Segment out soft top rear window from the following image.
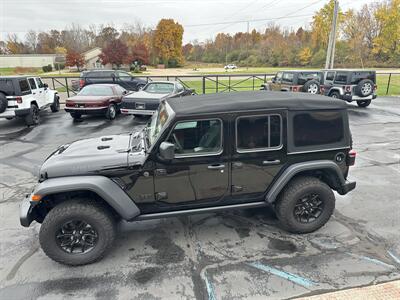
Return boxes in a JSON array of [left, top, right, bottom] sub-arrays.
[[350, 71, 376, 84], [85, 71, 114, 78], [288, 110, 349, 153], [0, 79, 16, 96]]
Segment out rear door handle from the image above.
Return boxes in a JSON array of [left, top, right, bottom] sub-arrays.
[[262, 159, 280, 165], [208, 164, 225, 170]]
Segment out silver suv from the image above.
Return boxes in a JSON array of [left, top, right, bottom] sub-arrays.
[[321, 70, 377, 107]]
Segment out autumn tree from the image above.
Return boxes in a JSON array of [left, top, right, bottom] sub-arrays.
[[65, 50, 85, 71], [153, 19, 184, 67], [311, 0, 344, 50], [129, 43, 150, 65], [372, 0, 400, 62], [298, 47, 312, 65], [99, 39, 129, 68]]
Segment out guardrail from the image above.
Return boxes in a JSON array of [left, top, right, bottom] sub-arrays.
[[42, 72, 400, 99]]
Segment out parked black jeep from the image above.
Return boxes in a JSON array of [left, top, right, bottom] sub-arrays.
[[261, 70, 322, 94], [20, 91, 356, 265], [74, 69, 147, 92], [321, 69, 377, 107]]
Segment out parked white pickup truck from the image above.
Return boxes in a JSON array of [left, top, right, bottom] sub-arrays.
[[0, 76, 60, 126]]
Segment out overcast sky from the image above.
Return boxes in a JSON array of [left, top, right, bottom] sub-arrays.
[[0, 0, 377, 43]]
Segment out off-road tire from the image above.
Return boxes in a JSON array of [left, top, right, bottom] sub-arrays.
[[25, 104, 40, 126], [330, 91, 340, 99], [0, 92, 7, 113], [70, 112, 81, 120], [355, 79, 374, 97], [106, 103, 117, 120], [50, 95, 60, 112], [302, 80, 320, 94], [275, 176, 335, 233], [357, 99, 371, 108], [39, 200, 116, 266]]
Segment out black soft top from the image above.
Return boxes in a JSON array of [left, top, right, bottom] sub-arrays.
[[167, 91, 347, 116]]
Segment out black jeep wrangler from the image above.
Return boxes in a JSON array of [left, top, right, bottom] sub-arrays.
[[261, 70, 322, 94], [20, 91, 356, 265], [321, 69, 377, 107]]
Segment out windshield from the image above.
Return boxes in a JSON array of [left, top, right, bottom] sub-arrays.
[[146, 102, 172, 148], [78, 85, 114, 96], [144, 83, 174, 94]]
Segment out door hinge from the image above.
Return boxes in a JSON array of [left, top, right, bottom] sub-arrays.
[[155, 169, 167, 176], [155, 192, 168, 201]]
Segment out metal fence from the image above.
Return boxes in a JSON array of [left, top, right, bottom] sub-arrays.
[[42, 72, 400, 100]]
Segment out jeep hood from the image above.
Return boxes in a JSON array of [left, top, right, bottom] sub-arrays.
[[39, 132, 146, 179]]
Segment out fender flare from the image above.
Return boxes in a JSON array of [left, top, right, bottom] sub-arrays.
[[33, 176, 140, 220], [265, 160, 346, 204], [328, 87, 344, 96]]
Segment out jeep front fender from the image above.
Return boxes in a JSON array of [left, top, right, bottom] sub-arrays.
[[265, 160, 355, 203], [32, 176, 140, 220]]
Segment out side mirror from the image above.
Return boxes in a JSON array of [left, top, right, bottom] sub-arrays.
[[271, 77, 276, 83], [159, 141, 175, 161], [43, 83, 48, 89]]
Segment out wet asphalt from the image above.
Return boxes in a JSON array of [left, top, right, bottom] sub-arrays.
[[0, 96, 399, 300]]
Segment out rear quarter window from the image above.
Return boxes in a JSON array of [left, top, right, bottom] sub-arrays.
[[334, 72, 348, 84], [288, 110, 349, 152], [19, 79, 31, 95]]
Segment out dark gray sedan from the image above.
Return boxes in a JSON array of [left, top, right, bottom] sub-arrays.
[[120, 81, 194, 116]]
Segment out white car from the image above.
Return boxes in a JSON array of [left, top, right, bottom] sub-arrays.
[[0, 76, 60, 126], [224, 64, 238, 70]]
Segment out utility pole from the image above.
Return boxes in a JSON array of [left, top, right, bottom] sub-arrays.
[[325, 0, 339, 69], [246, 21, 250, 70]]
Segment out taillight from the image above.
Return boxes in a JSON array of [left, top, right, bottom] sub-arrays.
[[374, 84, 377, 91], [344, 85, 351, 93], [291, 86, 299, 92], [66, 101, 74, 107], [15, 96, 22, 103], [79, 79, 85, 88], [347, 149, 356, 166]]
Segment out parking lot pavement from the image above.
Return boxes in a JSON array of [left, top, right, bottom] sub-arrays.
[[0, 97, 399, 300]]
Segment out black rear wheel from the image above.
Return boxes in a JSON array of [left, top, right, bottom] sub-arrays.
[[50, 95, 60, 112], [25, 104, 40, 126], [70, 112, 82, 120], [39, 200, 116, 266], [275, 176, 335, 233], [357, 100, 371, 107]]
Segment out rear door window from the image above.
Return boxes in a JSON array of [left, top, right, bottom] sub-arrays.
[[282, 73, 294, 83], [236, 114, 282, 152], [28, 78, 37, 90], [334, 72, 348, 84]]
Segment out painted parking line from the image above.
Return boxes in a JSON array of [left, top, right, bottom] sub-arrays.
[[346, 252, 396, 269], [204, 273, 217, 300], [247, 262, 316, 288], [388, 251, 400, 265]]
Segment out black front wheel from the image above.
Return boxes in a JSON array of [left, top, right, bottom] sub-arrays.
[[106, 103, 117, 120], [275, 176, 335, 233], [39, 200, 116, 266]]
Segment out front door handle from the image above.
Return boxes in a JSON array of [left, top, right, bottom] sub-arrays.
[[208, 164, 225, 170], [262, 159, 280, 165]]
